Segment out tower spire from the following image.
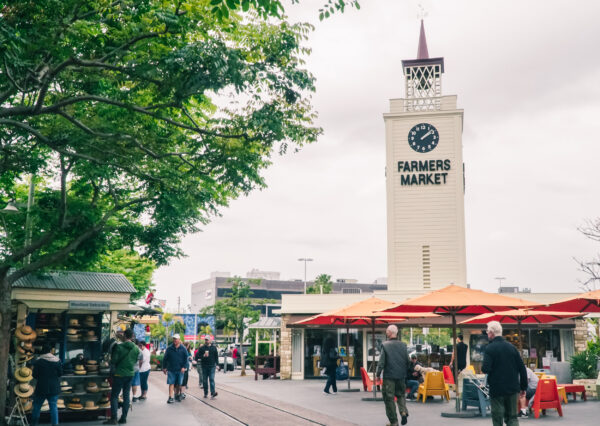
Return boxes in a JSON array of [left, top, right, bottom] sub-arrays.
[[417, 19, 429, 60]]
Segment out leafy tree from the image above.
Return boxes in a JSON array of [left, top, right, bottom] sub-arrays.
[[207, 0, 361, 21], [92, 249, 156, 301], [202, 277, 267, 375], [0, 0, 319, 411], [306, 273, 332, 294]]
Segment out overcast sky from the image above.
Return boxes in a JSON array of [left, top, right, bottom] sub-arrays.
[[154, 0, 600, 310]]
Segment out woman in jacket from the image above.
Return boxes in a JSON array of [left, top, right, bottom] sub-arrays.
[[31, 344, 62, 426], [322, 337, 338, 395]]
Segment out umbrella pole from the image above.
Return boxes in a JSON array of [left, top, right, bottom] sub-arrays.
[[346, 324, 351, 390], [452, 312, 460, 412], [518, 319, 523, 352], [372, 318, 377, 399]]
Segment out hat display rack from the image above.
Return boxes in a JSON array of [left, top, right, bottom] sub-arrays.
[[11, 312, 112, 422]]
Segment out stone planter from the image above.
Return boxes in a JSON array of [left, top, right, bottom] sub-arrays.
[[573, 378, 598, 400]]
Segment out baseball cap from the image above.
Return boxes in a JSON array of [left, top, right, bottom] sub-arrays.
[[172, 333, 181, 340]]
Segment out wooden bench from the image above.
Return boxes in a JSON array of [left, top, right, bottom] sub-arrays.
[[559, 384, 586, 401], [254, 355, 280, 380]]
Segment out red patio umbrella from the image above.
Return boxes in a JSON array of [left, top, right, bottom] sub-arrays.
[[379, 284, 541, 411], [294, 297, 438, 398], [534, 289, 600, 313], [459, 309, 582, 350]]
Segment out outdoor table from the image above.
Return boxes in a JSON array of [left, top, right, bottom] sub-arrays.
[[560, 384, 587, 401]]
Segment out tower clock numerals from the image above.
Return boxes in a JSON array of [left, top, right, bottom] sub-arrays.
[[408, 123, 439, 153]]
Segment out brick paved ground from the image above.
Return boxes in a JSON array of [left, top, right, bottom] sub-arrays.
[[63, 369, 599, 426]]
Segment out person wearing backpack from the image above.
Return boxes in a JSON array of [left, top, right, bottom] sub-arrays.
[[104, 329, 139, 425], [322, 337, 339, 395]]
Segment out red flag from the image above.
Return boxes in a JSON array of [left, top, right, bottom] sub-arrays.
[[145, 292, 154, 305]]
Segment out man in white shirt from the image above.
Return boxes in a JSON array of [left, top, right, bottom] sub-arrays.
[[518, 367, 539, 418]]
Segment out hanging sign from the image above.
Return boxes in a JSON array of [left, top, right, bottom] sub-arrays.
[[68, 301, 110, 310]]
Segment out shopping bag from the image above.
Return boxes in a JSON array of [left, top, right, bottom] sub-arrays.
[[336, 360, 349, 381]]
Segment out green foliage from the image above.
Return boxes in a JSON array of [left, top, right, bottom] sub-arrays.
[[150, 353, 164, 369], [306, 273, 332, 294], [92, 249, 156, 301], [570, 348, 599, 379], [206, 0, 360, 20], [0, 0, 320, 286]]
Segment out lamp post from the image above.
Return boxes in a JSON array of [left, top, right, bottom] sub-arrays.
[[297, 258, 313, 294]]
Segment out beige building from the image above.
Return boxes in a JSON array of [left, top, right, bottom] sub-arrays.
[[385, 21, 467, 291]]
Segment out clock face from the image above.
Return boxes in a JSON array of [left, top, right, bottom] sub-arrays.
[[408, 123, 439, 153]]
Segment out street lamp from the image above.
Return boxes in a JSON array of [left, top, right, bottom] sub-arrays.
[[297, 258, 313, 294]]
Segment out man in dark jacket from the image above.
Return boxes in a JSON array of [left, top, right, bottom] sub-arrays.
[[195, 337, 218, 398], [31, 344, 62, 426], [162, 333, 189, 403], [376, 325, 409, 426], [482, 321, 527, 426], [406, 354, 422, 400], [105, 328, 139, 425]]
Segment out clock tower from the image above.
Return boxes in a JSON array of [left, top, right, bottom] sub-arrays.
[[384, 20, 466, 292]]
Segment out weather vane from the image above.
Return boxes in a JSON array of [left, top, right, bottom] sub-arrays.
[[417, 4, 428, 21]]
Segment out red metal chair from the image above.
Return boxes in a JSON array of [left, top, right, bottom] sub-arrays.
[[360, 367, 382, 392], [531, 378, 563, 419], [443, 365, 455, 385]]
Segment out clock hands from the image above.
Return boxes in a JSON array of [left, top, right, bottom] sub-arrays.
[[420, 129, 434, 140]]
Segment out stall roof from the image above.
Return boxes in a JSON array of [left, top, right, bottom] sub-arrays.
[[248, 317, 281, 329], [13, 271, 136, 293]]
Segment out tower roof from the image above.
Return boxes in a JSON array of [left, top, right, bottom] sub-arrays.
[[417, 19, 429, 60]]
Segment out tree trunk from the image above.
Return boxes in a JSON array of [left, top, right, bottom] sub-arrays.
[[0, 273, 12, 426], [240, 326, 246, 376]]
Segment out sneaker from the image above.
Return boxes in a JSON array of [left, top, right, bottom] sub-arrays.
[[331, 391, 337, 395], [167, 397, 174, 404], [180, 393, 186, 399], [211, 392, 218, 398], [174, 394, 181, 402], [103, 420, 117, 425], [118, 418, 127, 424], [131, 397, 138, 402], [519, 409, 528, 418], [203, 394, 208, 398], [401, 413, 408, 425], [139, 396, 146, 401], [323, 391, 330, 395]]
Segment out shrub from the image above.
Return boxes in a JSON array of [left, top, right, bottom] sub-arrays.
[[570, 349, 598, 379]]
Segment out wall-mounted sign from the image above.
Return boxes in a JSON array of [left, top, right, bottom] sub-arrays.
[[397, 159, 451, 186], [68, 301, 110, 310]]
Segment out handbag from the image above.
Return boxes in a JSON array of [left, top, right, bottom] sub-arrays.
[[336, 359, 349, 381]]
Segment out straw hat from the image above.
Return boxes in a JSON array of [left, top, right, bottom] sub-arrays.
[[14, 383, 34, 398], [15, 325, 37, 341], [99, 379, 111, 390], [84, 400, 99, 410], [17, 341, 34, 355], [67, 397, 83, 410], [86, 382, 99, 393], [40, 400, 49, 412], [21, 399, 32, 412], [83, 330, 98, 342], [74, 365, 87, 375], [19, 352, 34, 363], [98, 396, 110, 409], [14, 367, 33, 382], [72, 383, 86, 395], [60, 381, 72, 392], [57, 398, 66, 409], [83, 315, 97, 327], [68, 318, 81, 327]]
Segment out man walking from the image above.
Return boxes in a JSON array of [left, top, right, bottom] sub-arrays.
[[105, 329, 139, 425], [376, 325, 409, 426], [162, 334, 189, 404], [482, 321, 527, 426], [195, 337, 218, 399]]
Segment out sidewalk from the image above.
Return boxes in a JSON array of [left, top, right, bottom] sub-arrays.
[[212, 369, 600, 426]]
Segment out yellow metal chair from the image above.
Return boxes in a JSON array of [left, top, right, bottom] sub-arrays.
[[417, 371, 450, 403]]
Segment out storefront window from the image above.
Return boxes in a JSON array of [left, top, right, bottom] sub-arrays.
[[304, 328, 363, 378]]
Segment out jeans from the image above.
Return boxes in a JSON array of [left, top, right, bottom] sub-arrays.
[[31, 394, 59, 426], [406, 379, 419, 396], [111, 376, 133, 420], [201, 365, 216, 396], [382, 379, 408, 425], [197, 365, 203, 386], [140, 370, 150, 392], [324, 368, 337, 393], [491, 393, 519, 426]]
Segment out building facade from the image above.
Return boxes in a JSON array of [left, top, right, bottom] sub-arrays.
[[385, 21, 467, 291]]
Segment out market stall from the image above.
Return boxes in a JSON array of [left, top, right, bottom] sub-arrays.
[[8, 271, 139, 423]]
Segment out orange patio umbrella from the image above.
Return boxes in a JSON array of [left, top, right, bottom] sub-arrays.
[[534, 288, 600, 313], [379, 284, 541, 411], [459, 309, 582, 350], [294, 297, 438, 398]]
